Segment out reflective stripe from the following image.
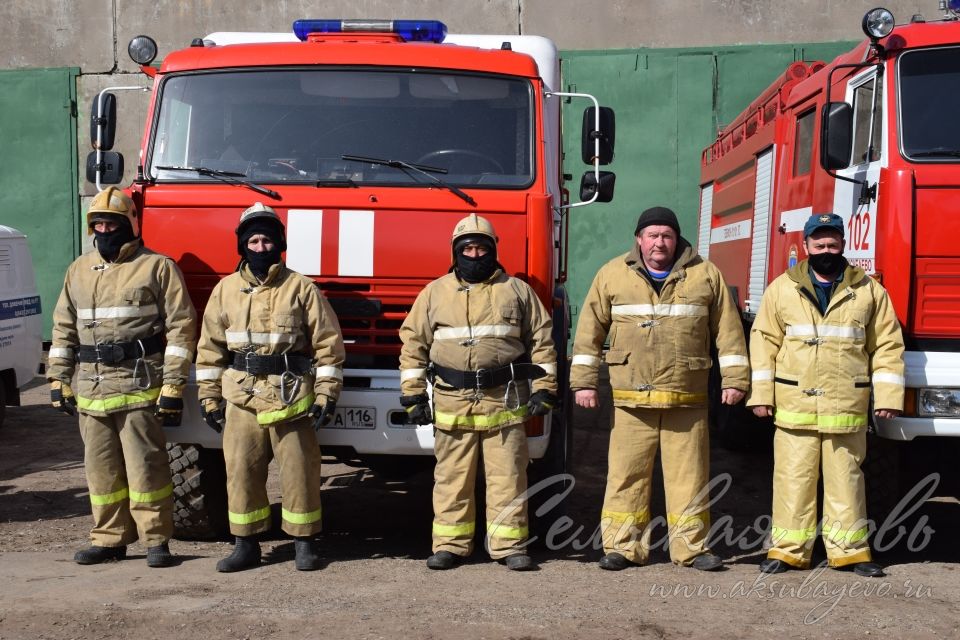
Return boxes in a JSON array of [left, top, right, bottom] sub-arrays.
[[571, 354, 601, 367], [433, 325, 521, 341], [752, 369, 775, 382], [224, 330, 297, 345], [129, 483, 173, 503], [48, 347, 74, 360], [433, 406, 527, 429], [282, 507, 322, 525], [611, 304, 708, 317], [432, 521, 476, 537], [611, 389, 707, 405], [229, 506, 271, 525], [873, 372, 905, 386], [256, 394, 315, 425], [486, 522, 529, 540], [785, 324, 865, 339], [774, 409, 869, 429], [538, 362, 557, 376], [164, 345, 191, 360], [718, 355, 749, 368], [77, 304, 159, 320], [771, 525, 818, 545], [315, 365, 343, 380], [195, 367, 224, 381], [400, 368, 427, 381], [76, 388, 161, 413], [600, 508, 650, 524], [89, 486, 129, 506], [667, 511, 710, 528], [822, 523, 869, 544]]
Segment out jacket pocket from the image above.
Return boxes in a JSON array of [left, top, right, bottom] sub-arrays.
[[686, 356, 712, 371], [500, 305, 522, 326], [605, 348, 631, 390], [123, 287, 155, 306], [274, 312, 302, 333]]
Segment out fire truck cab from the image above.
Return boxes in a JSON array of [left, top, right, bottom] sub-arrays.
[[88, 19, 615, 537]]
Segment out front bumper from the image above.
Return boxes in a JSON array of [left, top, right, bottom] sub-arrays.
[[875, 351, 960, 441]]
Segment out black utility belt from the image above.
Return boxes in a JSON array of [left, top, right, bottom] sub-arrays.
[[76, 333, 164, 364], [432, 361, 547, 390], [229, 351, 313, 376]]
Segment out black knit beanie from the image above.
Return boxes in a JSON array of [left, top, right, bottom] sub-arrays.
[[635, 206, 681, 236]]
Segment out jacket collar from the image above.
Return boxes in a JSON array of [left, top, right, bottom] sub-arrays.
[[240, 260, 287, 286], [624, 236, 699, 279], [101, 238, 143, 264], [787, 258, 866, 300]]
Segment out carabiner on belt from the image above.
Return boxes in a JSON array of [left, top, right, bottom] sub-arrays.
[[502, 362, 520, 411], [132, 338, 152, 390], [279, 353, 302, 406]]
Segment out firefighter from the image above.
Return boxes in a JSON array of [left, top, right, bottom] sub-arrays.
[[571, 206, 749, 571], [747, 213, 905, 577], [196, 203, 345, 573], [399, 214, 558, 571], [48, 186, 196, 568]]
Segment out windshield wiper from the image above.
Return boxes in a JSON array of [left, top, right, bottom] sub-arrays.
[[341, 154, 477, 207], [154, 165, 280, 200], [908, 149, 960, 158]]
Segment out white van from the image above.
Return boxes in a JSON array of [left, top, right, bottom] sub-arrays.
[[0, 226, 43, 427]]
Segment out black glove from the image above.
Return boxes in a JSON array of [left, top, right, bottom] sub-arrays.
[[308, 400, 336, 431], [50, 381, 77, 416], [526, 390, 557, 417], [200, 398, 226, 433], [400, 393, 432, 425], [155, 384, 184, 427]]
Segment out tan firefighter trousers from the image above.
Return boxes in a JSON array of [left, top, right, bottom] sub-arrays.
[[768, 427, 872, 568], [79, 409, 173, 547], [432, 423, 529, 559], [223, 403, 323, 538], [600, 407, 711, 565]]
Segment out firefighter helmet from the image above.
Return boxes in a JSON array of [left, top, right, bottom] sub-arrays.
[[236, 202, 286, 254], [86, 187, 139, 236], [451, 214, 497, 261]]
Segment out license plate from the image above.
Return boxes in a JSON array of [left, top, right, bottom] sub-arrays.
[[322, 406, 376, 429]]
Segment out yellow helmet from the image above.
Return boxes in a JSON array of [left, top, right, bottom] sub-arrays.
[[86, 187, 139, 236], [451, 214, 498, 261]]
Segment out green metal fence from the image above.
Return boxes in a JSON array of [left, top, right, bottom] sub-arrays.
[[0, 67, 80, 339]]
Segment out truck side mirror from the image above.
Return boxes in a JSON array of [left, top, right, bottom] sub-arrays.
[[90, 93, 118, 151], [580, 171, 616, 203], [86, 151, 124, 184], [581, 106, 615, 165], [820, 101, 853, 171]]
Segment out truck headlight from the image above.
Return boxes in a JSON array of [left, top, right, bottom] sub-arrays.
[[918, 388, 960, 417]]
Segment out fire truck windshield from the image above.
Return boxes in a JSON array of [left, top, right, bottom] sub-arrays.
[[899, 47, 960, 161], [147, 68, 534, 187]]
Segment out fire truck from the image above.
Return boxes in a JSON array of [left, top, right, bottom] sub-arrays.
[[86, 19, 615, 538], [697, 5, 960, 510]]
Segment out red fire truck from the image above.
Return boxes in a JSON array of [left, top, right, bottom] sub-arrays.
[[697, 6, 960, 509], [87, 19, 616, 537]]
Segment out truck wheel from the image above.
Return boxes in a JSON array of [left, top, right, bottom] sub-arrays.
[[863, 433, 902, 527], [167, 443, 229, 540]]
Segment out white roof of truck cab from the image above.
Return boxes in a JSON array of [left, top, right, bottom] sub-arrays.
[[202, 31, 559, 91], [0, 225, 26, 239]]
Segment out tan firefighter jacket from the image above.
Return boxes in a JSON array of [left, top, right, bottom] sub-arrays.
[[196, 261, 345, 425], [746, 260, 905, 432], [570, 241, 749, 408], [399, 270, 557, 431], [48, 240, 197, 416]]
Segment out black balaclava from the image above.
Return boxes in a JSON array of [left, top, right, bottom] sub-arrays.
[[808, 252, 847, 279], [240, 220, 285, 280], [92, 217, 136, 262], [454, 234, 498, 283]]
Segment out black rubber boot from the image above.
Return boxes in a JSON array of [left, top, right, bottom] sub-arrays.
[[426, 550, 462, 570], [294, 537, 322, 571], [74, 545, 126, 565], [691, 552, 723, 572], [216, 536, 261, 573], [500, 553, 535, 571], [146, 542, 175, 568], [759, 558, 791, 574], [598, 552, 635, 571]]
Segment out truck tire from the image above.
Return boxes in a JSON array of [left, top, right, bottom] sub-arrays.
[[167, 443, 229, 540], [863, 432, 902, 527]]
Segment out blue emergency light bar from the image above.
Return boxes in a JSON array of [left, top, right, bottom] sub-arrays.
[[292, 19, 447, 43], [950, 0, 960, 12]]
